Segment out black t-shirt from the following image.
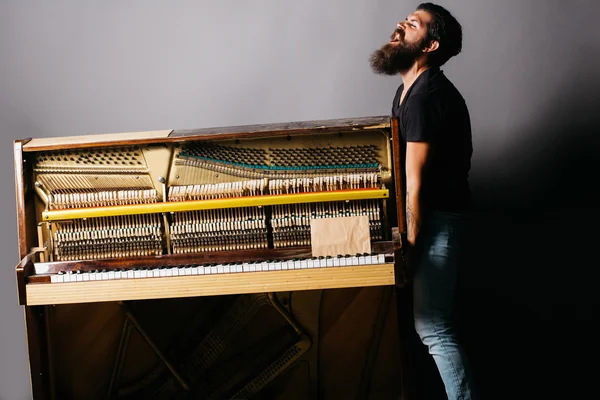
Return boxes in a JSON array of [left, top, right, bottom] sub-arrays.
[[392, 66, 473, 211]]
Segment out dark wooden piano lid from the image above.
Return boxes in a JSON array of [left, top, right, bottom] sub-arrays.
[[170, 115, 391, 138], [22, 116, 391, 152]]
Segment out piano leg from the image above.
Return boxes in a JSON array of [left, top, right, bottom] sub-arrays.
[[395, 285, 417, 400], [24, 305, 51, 400]]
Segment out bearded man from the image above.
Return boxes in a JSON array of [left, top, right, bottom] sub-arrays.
[[370, 3, 476, 400]]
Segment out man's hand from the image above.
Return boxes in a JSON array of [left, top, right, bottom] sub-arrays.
[[393, 233, 419, 286], [401, 242, 419, 283]]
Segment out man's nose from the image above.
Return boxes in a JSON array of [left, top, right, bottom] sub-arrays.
[[396, 22, 405, 30]]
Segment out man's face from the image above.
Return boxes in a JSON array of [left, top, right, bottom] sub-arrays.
[[370, 10, 432, 75]]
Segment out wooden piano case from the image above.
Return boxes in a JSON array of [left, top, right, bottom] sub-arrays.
[[13, 116, 411, 400]]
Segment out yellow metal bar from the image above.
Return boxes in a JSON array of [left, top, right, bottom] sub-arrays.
[[42, 189, 389, 221]]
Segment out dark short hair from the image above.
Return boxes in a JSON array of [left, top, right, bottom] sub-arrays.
[[416, 3, 462, 67]]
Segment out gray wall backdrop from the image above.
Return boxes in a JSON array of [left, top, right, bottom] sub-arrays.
[[1, 1, 598, 399]]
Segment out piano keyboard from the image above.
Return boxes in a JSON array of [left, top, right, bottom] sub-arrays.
[[25, 253, 395, 306], [48, 253, 388, 283]]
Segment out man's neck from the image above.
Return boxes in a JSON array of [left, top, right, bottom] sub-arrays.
[[399, 59, 431, 90]]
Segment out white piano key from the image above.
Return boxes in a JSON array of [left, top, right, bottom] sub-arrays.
[[243, 262, 250, 272], [378, 254, 386, 264], [333, 258, 340, 267], [134, 270, 141, 278], [326, 258, 334, 268], [191, 267, 199, 275], [50, 275, 58, 283], [64, 273, 71, 283], [126, 270, 134, 279], [198, 267, 205, 275], [369, 255, 378, 264], [83, 273, 90, 281], [287, 260, 295, 270], [359, 256, 366, 265], [301, 260, 308, 269], [141, 269, 148, 278], [159, 269, 167, 278], [261, 261, 268, 271], [167, 268, 174, 277], [307, 259, 314, 268], [108, 271, 116, 280], [185, 268, 192, 276], [236, 264, 243, 273], [210, 266, 219, 274], [57, 274, 64, 283], [340, 257, 347, 267], [153, 269, 160, 278], [217, 265, 224, 274], [224, 265, 230, 274], [101, 271, 110, 280], [276, 261, 283, 270], [351, 256, 359, 266], [88, 273, 96, 281]]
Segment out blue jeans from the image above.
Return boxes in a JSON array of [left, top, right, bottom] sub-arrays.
[[413, 210, 476, 400]]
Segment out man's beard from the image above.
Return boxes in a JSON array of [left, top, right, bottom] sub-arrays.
[[369, 38, 424, 75]]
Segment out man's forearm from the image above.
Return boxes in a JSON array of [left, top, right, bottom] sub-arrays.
[[406, 188, 422, 246]]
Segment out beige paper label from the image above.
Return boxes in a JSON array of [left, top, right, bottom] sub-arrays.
[[310, 216, 371, 258]]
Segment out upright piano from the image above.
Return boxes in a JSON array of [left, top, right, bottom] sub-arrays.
[[14, 116, 411, 399]]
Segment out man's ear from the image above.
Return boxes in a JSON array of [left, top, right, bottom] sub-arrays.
[[423, 40, 439, 53]]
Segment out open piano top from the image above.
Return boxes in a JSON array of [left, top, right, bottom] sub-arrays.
[[15, 115, 407, 306]]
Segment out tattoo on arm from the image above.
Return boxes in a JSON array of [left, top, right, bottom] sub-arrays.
[[406, 192, 414, 241]]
